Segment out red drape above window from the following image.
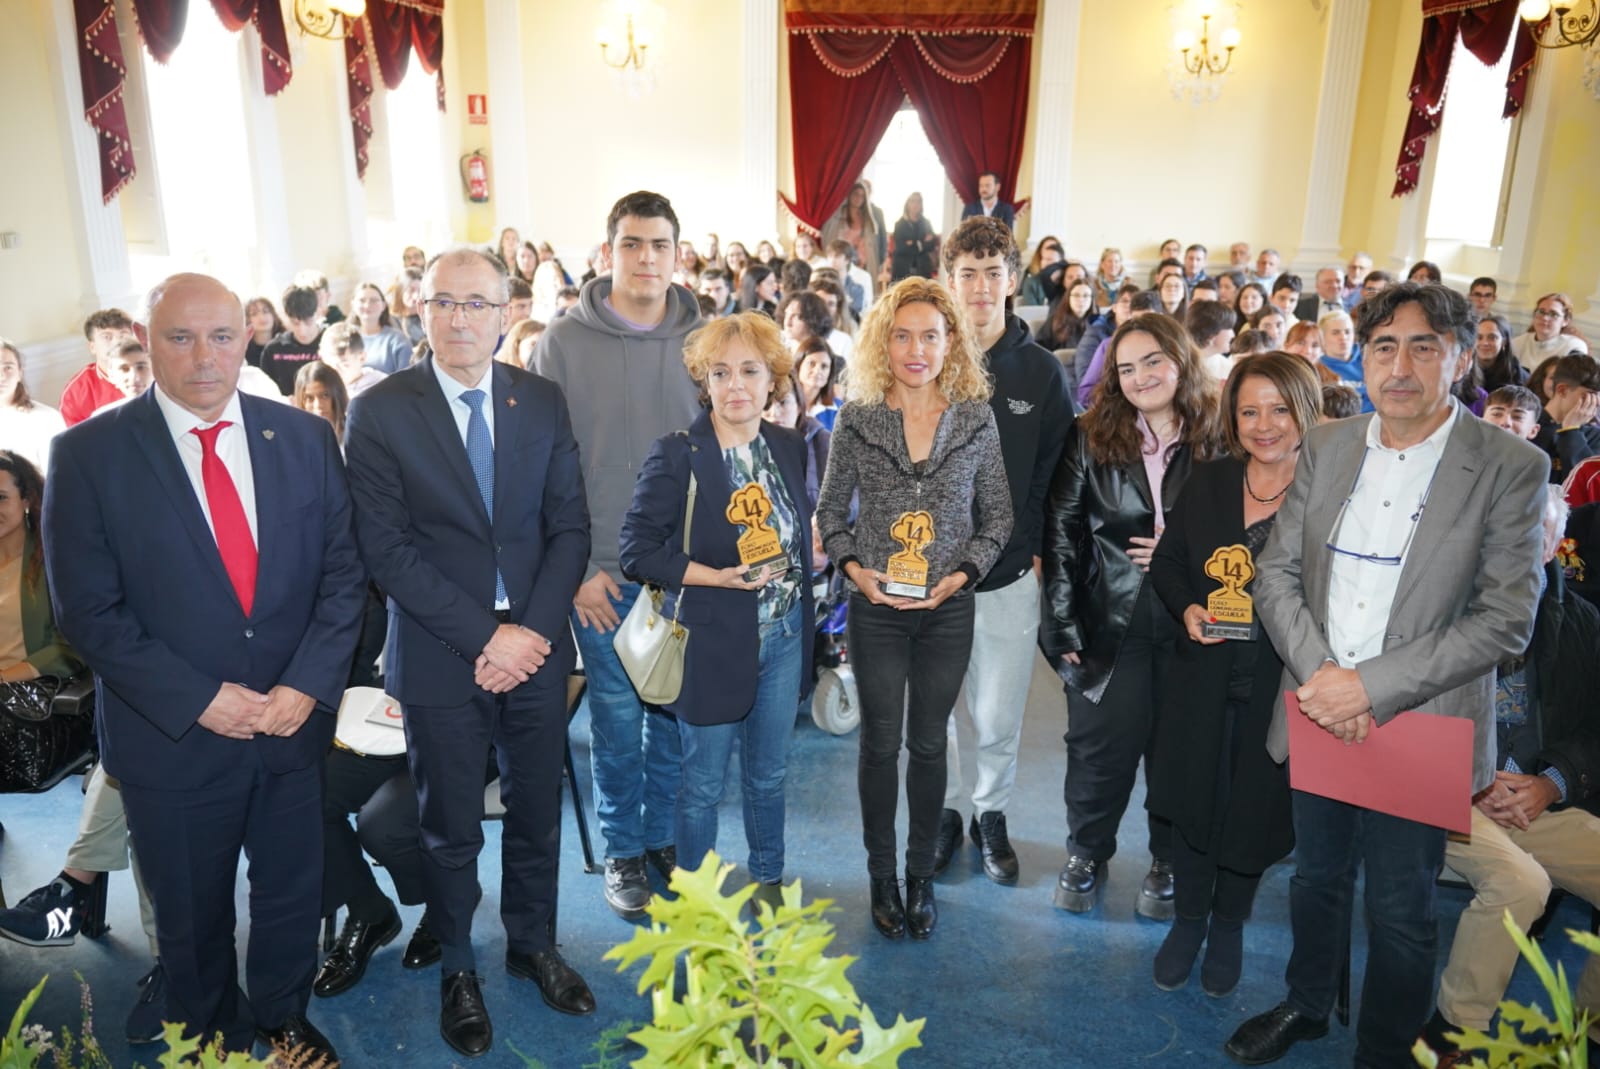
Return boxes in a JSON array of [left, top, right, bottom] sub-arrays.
[[345, 0, 447, 180], [74, 0, 135, 203], [1392, 0, 1537, 197], [131, 0, 292, 93], [782, 0, 1036, 235]]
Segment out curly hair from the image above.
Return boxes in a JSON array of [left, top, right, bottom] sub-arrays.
[[0, 450, 44, 585], [681, 311, 795, 409], [779, 290, 833, 344], [1082, 313, 1222, 469], [845, 277, 992, 406]]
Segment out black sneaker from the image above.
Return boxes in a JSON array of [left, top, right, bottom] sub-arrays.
[[931, 809, 963, 877], [645, 845, 677, 881], [603, 856, 651, 919], [0, 877, 82, 947], [1136, 859, 1176, 921], [125, 961, 167, 1044], [1052, 855, 1103, 913], [969, 811, 1019, 884]]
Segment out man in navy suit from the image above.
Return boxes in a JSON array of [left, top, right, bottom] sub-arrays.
[[960, 171, 1016, 231], [345, 248, 592, 1057], [42, 273, 365, 1061]]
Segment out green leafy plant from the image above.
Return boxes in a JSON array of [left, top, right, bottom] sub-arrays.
[[604, 852, 924, 1067], [1414, 910, 1598, 1067]]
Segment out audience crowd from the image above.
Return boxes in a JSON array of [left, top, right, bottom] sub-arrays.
[[1, 177, 1597, 1069]]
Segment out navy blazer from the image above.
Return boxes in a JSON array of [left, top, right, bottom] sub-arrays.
[[344, 357, 590, 707], [41, 390, 366, 790], [619, 410, 815, 726], [961, 200, 1016, 230]]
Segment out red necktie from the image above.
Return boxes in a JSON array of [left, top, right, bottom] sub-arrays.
[[190, 422, 257, 616]]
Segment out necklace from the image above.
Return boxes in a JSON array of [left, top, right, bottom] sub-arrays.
[[1244, 465, 1292, 503]]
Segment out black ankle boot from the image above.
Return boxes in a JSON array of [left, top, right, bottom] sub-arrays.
[[904, 876, 936, 940], [1153, 915, 1208, 991], [1201, 916, 1244, 997], [869, 877, 905, 940]]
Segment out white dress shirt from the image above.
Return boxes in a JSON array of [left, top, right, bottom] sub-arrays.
[[429, 359, 507, 610], [1325, 401, 1458, 668], [153, 383, 259, 545]]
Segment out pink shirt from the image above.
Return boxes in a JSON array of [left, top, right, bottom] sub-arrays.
[[1137, 413, 1180, 533]]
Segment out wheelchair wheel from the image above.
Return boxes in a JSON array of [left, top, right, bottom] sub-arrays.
[[811, 665, 860, 735]]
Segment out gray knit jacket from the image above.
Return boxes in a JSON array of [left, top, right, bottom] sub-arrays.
[[817, 399, 1013, 592]]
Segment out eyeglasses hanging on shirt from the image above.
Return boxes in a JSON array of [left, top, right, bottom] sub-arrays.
[[1323, 448, 1439, 566]]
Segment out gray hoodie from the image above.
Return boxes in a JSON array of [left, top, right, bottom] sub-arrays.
[[534, 277, 703, 580]]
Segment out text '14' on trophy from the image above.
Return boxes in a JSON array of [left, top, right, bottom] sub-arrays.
[[884, 510, 935, 599], [726, 482, 789, 583], [1202, 544, 1259, 641]]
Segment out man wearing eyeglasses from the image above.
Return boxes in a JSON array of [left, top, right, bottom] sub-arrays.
[[1225, 282, 1549, 1069], [345, 248, 595, 1057]]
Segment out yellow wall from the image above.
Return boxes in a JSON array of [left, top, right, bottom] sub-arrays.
[[1518, 43, 1600, 306], [0, 0, 91, 344], [1337, 0, 1416, 266]]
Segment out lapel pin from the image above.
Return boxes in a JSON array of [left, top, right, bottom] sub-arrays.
[[262, 429, 275, 440], [507, 397, 518, 408]]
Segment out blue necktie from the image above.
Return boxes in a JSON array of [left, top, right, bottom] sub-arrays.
[[460, 389, 508, 605]]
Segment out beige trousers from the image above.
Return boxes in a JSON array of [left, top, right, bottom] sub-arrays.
[[62, 762, 159, 957]]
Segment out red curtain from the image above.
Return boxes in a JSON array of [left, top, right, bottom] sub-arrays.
[[781, 1, 1036, 234], [345, 0, 446, 180], [346, 17, 376, 179], [129, 0, 290, 93], [1392, 0, 1537, 196], [74, 0, 136, 203]]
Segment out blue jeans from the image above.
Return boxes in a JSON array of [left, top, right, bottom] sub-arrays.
[[571, 581, 682, 859], [675, 603, 804, 884], [1284, 788, 1446, 1069]]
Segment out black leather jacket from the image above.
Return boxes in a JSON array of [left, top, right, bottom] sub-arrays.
[[1039, 424, 1194, 702]]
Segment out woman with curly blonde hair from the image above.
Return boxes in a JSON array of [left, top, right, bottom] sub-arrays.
[[816, 277, 1013, 941]]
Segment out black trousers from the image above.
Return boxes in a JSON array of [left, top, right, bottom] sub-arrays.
[[849, 593, 975, 880], [321, 746, 425, 918], [402, 661, 568, 974], [1063, 583, 1174, 863], [122, 754, 321, 1051]]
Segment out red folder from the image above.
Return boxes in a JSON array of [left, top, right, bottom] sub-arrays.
[[1285, 691, 1473, 833]]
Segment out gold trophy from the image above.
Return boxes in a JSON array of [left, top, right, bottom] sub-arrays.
[[1202, 544, 1259, 641], [884, 510, 935, 598], [725, 482, 789, 583]]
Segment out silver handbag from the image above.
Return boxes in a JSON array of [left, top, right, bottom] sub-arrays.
[[613, 473, 696, 704]]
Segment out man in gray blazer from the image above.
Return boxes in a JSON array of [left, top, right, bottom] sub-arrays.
[[1224, 282, 1548, 1068]]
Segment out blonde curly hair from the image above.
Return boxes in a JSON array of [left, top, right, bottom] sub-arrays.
[[845, 277, 991, 406], [681, 311, 796, 408]]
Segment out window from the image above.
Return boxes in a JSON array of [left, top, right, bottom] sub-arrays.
[[383, 70, 449, 251], [1424, 35, 1517, 246], [863, 102, 952, 239]]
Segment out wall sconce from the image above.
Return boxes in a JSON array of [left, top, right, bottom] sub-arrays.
[[294, 0, 366, 40], [1518, 0, 1599, 49], [1174, 1, 1241, 77], [597, 12, 649, 71]]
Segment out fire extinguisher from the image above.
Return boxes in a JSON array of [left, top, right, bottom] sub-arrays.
[[461, 151, 490, 203]]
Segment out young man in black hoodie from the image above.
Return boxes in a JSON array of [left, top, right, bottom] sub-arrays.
[[931, 216, 1073, 884]]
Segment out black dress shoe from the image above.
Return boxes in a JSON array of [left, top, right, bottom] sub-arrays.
[[403, 912, 442, 969], [646, 845, 677, 881], [1224, 1002, 1329, 1065], [1053, 855, 1103, 913], [904, 876, 936, 939], [507, 946, 597, 1016], [258, 1013, 340, 1066], [604, 856, 651, 919], [441, 970, 493, 1057], [1137, 859, 1176, 920], [314, 907, 402, 997], [931, 809, 963, 877], [969, 811, 1019, 884], [869, 877, 905, 939]]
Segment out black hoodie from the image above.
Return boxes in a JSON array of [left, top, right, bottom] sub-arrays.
[[978, 314, 1074, 592]]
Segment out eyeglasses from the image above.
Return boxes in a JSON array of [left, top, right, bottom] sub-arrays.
[[1533, 308, 1566, 320], [1324, 448, 1438, 566], [422, 298, 504, 319]]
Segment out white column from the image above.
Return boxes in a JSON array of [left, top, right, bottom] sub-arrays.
[[483, 0, 531, 231], [741, 0, 780, 243], [1496, 51, 1557, 311], [240, 25, 295, 292], [1026, 0, 1081, 243], [46, 0, 135, 314], [1296, 0, 1370, 268]]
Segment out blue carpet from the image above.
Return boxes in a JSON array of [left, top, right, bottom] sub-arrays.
[[2, 655, 1593, 1067]]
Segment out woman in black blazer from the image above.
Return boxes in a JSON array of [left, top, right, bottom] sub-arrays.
[[1146, 352, 1322, 996], [1040, 313, 1222, 918], [619, 313, 814, 906]]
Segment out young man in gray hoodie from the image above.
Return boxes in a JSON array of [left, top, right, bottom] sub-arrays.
[[533, 191, 703, 919]]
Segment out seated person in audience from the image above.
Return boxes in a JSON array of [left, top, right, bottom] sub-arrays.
[[794, 336, 843, 431], [1420, 486, 1600, 1064], [0, 340, 67, 475], [1228, 241, 1251, 269], [319, 322, 385, 400], [59, 308, 137, 425], [1358, 269, 1395, 306], [1269, 274, 1303, 325], [1475, 313, 1529, 394], [245, 296, 284, 369], [1284, 321, 1338, 384], [826, 240, 872, 317], [1157, 271, 1188, 318], [1075, 289, 1163, 407], [698, 268, 738, 318], [1149, 258, 1184, 292], [1320, 382, 1361, 420], [1074, 282, 1141, 402], [1468, 276, 1498, 319], [0, 451, 80, 685], [1182, 243, 1208, 289], [1529, 355, 1562, 405], [293, 359, 350, 447], [351, 281, 414, 376], [1229, 328, 1270, 359], [260, 285, 325, 395], [1450, 353, 1488, 417], [1317, 309, 1372, 412], [809, 273, 858, 338], [1234, 281, 1268, 332], [1483, 385, 1542, 441], [1513, 292, 1590, 371], [1532, 354, 1600, 483], [781, 289, 851, 363], [780, 258, 813, 304], [1564, 501, 1600, 611], [1019, 235, 1065, 306], [1249, 306, 1288, 350], [296, 269, 344, 325], [792, 231, 827, 270], [1250, 248, 1280, 290], [1038, 278, 1097, 358], [1186, 298, 1237, 382], [1191, 277, 1219, 303], [390, 269, 425, 346], [1340, 252, 1373, 309], [402, 245, 426, 272], [695, 294, 719, 320], [506, 278, 533, 326], [554, 285, 581, 317], [1407, 260, 1443, 284], [1297, 268, 1346, 325], [90, 338, 154, 414], [1216, 269, 1245, 309], [497, 318, 544, 368], [765, 367, 830, 509]]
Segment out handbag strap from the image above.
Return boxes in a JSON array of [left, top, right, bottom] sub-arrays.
[[667, 472, 697, 626]]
